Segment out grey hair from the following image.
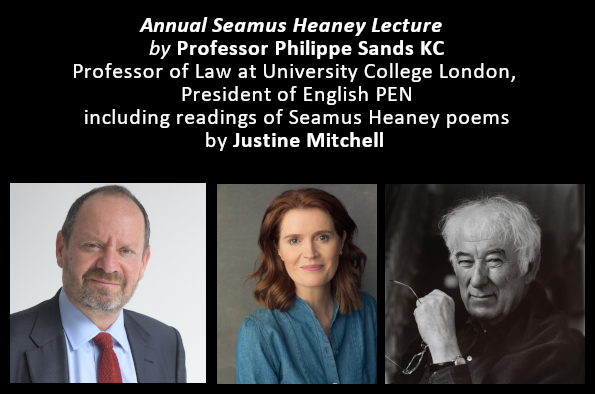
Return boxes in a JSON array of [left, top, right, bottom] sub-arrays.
[[61, 185, 150, 258], [439, 195, 541, 278]]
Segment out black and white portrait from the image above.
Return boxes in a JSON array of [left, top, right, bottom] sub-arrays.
[[385, 184, 584, 384]]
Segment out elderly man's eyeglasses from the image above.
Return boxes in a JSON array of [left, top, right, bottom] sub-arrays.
[[386, 280, 429, 375]]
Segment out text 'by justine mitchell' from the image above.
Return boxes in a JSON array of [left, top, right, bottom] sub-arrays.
[[206, 132, 384, 151]]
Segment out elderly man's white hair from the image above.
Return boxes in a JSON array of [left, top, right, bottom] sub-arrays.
[[439, 195, 541, 279]]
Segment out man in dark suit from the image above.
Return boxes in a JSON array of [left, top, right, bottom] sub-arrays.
[[391, 195, 584, 384], [10, 185, 186, 383]]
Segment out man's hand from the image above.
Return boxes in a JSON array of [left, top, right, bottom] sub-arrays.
[[414, 289, 462, 363]]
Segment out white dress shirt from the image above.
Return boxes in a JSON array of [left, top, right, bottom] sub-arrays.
[[58, 287, 137, 383]]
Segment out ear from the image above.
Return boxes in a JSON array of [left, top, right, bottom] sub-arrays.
[[341, 230, 346, 248], [138, 245, 151, 281], [56, 231, 66, 269], [523, 262, 535, 284]]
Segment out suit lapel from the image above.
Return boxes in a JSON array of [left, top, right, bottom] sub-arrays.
[[26, 289, 68, 383], [124, 310, 163, 383]]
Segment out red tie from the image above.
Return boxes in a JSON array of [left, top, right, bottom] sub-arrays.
[[93, 333, 123, 383]]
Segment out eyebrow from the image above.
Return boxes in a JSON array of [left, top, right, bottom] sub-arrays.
[[79, 233, 137, 249], [455, 249, 506, 259], [282, 230, 333, 240], [485, 248, 506, 258], [80, 233, 103, 243]]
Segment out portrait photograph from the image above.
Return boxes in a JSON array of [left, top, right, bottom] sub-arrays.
[[385, 184, 585, 384], [10, 183, 205, 383], [217, 184, 377, 384]]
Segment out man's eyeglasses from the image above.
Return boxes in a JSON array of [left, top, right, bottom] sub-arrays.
[[386, 280, 429, 375], [400, 341, 428, 375]]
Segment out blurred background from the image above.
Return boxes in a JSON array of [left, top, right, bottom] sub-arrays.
[[384, 184, 585, 383]]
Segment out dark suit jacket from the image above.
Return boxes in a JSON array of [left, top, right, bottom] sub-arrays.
[[392, 281, 584, 384], [10, 288, 186, 383]]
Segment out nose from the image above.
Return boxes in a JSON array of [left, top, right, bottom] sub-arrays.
[[470, 260, 489, 289], [96, 247, 120, 274], [302, 239, 318, 260]]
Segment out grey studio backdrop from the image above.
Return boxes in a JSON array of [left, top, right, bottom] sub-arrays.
[[217, 184, 378, 384], [10, 183, 206, 383]]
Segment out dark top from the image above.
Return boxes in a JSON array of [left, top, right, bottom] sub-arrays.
[[392, 281, 584, 384], [10, 288, 187, 383]]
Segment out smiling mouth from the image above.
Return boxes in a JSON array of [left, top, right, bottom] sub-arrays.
[[301, 265, 323, 271], [90, 279, 121, 286]]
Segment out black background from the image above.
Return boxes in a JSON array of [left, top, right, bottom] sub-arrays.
[[71, 14, 536, 156]]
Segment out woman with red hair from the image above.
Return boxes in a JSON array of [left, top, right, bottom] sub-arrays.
[[236, 188, 377, 384]]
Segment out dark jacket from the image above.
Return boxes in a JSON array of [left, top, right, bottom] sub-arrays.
[[392, 281, 585, 384], [10, 288, 186, 383]]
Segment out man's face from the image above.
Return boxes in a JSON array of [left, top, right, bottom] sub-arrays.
[[454, 233, 531, 328], [57, 194, 150, 312], [277, 209, 345, 292]]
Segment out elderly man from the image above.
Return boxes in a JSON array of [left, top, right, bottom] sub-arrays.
[[392, 195, 584, 384], [10, 185, 186, 383]]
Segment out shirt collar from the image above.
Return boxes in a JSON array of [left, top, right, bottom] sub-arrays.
[[294, 293, 339, 322], [465, 315, 486, 332], [58, 287, 131, 353]]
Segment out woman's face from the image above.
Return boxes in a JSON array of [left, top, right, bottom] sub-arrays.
[[277, 208, 346, 291]]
